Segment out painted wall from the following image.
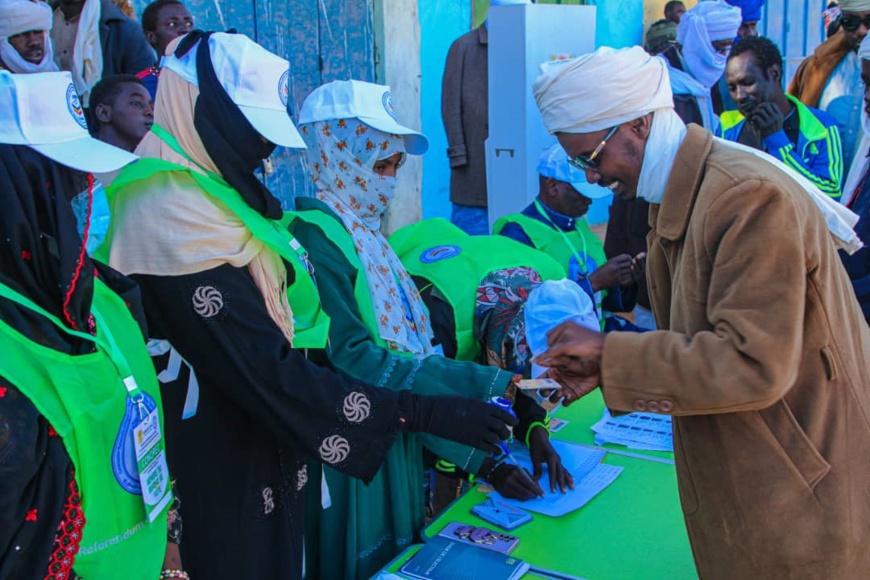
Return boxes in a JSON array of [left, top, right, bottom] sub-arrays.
[[375, 0, 424, 234], [417, 0, 472, 222], [129, 0, 376, 209]]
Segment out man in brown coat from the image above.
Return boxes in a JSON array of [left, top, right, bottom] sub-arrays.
[[441, 24, 489, 234], [534, 46, 870, 579], [789, 0, 870, 177]]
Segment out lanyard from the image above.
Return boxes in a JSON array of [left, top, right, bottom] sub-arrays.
[[532, 200, 604, 323], [533, 200, 589, 274], [0, 282, 144, 401]]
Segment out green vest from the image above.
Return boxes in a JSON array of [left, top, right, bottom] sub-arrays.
[[287, 208, 390, 350], [390, 218, 565, 362], [100, 125, 330, 348], [0, 279, 168, 579], [493, 212, 607, 277]]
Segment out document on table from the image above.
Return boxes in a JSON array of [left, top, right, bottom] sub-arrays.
[[590, 409, 673, 452], [489, 440, 623, 517]]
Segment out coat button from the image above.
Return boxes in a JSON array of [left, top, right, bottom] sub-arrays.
[[647, 401, 660, 412], [633, 399, 647, 411], [660, 400, 673, 412]]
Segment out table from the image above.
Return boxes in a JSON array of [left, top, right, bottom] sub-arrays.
[[377, 391, 697, 580]]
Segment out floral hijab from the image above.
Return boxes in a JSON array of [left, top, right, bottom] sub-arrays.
[[300, 118, 434, 355]]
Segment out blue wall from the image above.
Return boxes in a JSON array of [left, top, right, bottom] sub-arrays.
[[418, 0, 472, 222], [130, 0, 375, 208]]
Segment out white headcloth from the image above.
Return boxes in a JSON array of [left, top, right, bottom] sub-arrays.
[[840, 0, 870, 12], [676, 0, 741, 88], [0, 0, 52, 38], [533, 46, 674, 135]]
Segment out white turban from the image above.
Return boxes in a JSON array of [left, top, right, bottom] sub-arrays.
[[840, 0, 870, 12], [676, 0, 741, 88], [533, 46, 674, 135], [0, 0, 52, 38]]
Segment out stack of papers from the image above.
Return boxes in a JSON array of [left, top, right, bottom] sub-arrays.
[[591, 409, 673, 452], [490, 440, 622, 517]]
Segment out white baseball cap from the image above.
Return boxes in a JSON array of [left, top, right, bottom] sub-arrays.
[[298, 80, 428, 155], [163, 32, 305, 149], [537, 143, 610, 199], [0, 71, 138, 173]]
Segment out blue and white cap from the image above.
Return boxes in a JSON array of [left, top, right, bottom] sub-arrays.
[[163, 32, 304, 149], [298, 80, 428, 155], [0, 71, 137, 172], [536, 143, 610, 199]]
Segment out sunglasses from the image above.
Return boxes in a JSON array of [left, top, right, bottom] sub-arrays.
[[568, 125, 619, 171], [841, 14, 870, 32]]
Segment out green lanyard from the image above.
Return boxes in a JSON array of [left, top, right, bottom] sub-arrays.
[[0, 281, 144, 401], [534, 199, 589, 274], [532, 199, 604, 323]]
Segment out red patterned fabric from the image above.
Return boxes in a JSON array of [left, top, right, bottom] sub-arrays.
[[44, 475, 85, 580]]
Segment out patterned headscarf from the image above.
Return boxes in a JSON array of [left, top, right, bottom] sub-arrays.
[[300, 118, 434, 354]]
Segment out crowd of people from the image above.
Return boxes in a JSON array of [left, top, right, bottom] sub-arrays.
[[0, 0, 868, 579]]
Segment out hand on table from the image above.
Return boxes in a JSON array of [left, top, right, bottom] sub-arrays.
[[528, 425, 574, 493], [488, 461, 544, 500]]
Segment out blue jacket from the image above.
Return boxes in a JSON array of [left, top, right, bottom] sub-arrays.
[[717, 95, 843, 199], [841, 180, 870, 322]]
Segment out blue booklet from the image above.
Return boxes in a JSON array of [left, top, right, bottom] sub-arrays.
[[400, 537, 530, 580]]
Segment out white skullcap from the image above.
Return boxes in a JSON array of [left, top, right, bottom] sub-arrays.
[[677, 0, 742, 43], [840, 0, 870, 12], [860, 34, 870, 61], [533, 46, 674, 135], [490, 0, 531, 6], [0, 0, 52, 39]]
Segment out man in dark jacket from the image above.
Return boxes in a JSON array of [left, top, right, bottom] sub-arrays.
[[51, 0, 155, 104], [442, 23, 489, 235]]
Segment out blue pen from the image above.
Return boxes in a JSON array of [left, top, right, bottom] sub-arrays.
[[490, 397, 540, 492]]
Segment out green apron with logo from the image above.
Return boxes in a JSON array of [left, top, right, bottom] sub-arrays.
[[0, 279, 168, 579], [98, 124, 330, 349], [494, 211, 608, 328], [390, 218, 565, 362]]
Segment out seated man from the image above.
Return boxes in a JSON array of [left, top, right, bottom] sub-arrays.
[[720, 35, 843, 199], [0, 0, 58, 73], [137, 0, 194, 98], [495, 144, 645, 332]]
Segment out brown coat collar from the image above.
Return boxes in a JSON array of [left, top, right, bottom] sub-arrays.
[[652, 124, 713, 242]]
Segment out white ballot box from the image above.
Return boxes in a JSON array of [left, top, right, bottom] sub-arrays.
[[486, 3, 600, 228]]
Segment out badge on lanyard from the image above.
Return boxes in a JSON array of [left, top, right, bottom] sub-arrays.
[[128, 378, 173, 522]]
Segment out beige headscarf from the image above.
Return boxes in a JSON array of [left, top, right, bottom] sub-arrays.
[[106, 65, 295, 342]]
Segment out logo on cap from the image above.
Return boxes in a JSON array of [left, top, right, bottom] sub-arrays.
[[420, 245, 461, 264], [382, 91, 398, 121], [66, 84, 87, 129], [279, 70, 290, 108]]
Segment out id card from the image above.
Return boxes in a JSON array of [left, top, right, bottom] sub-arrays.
[[471, 498, 533, 531], [517, 379, 564, 413], [132, 407, 173, 522]]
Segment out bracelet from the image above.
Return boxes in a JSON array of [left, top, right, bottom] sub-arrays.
[[524, 421, 549, 448], [159, 570, 190, 579]]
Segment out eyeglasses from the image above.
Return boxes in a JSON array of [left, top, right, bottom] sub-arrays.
[[568, 125, 619, 171], [840, 14, 870, 32]]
